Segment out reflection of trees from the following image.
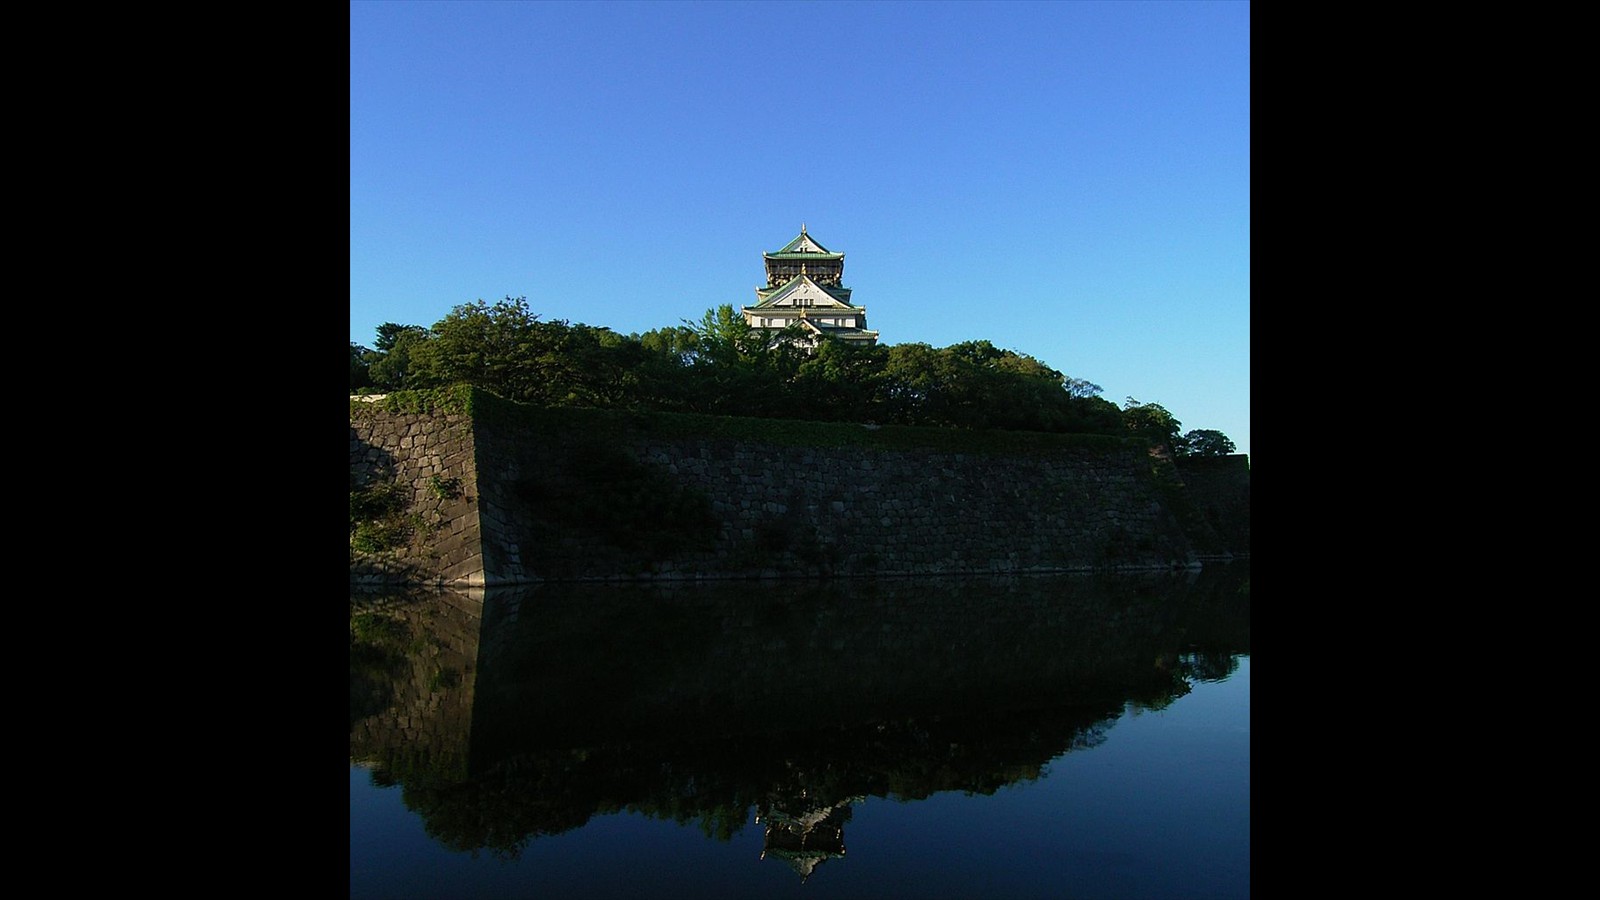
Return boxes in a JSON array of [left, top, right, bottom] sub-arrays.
[[403, 754, 604, 858], [398, 700, 1138, 861], [350, 563, 1251, 860], [1180, 650, 1240, 683]]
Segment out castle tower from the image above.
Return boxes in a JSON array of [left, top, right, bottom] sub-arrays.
[[741, 226, 880, 347], [756, 796, 854, 883]]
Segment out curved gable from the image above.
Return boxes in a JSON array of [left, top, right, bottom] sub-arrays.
[[751, 275, 855, 309]]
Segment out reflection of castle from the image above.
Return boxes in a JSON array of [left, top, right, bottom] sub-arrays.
[[756, 796, 859, 883]]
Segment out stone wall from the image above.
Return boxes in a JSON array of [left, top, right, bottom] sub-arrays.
[[1174, 454, 1251, 557], [349, 402, 488, 586], [351, 393, 1247, 585]]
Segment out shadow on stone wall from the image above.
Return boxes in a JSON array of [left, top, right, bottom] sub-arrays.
[[1175, 455, 1250, 557], [350, 430, 417, 584], [352, 393, 1249, 583]]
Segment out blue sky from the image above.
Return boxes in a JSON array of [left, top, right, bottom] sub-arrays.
[[351, 0, 1250, 456]]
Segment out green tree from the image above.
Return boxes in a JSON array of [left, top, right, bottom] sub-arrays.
[[880, 342, 948, 426], [674, 305, 806, 416], [350, 342, 372, 391], [790, 339, 889, 422], [375, 323, 429, 353], [630, 325, 701, 412], [683, 304, 784, 368], [875, 341, 1120, 435], [1064, 394, 1125, 436], [367, 324, 431, 390], [1122, 398, 1182, 453], [351, 296, 1196, 443], [1063, 377, 1103, 399], [539, 323, 656, 409], [1179, 429, 1235, 457], [408, 297, 553, 400], [636, 324, 699, 366], [989, 348, 1083, 433]]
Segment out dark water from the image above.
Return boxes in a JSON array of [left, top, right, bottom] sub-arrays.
[[350, 562, 1249, 899]]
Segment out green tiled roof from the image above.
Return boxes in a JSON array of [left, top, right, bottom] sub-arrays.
[[768, 228, 842, 258], [797, 319, 880, 342]]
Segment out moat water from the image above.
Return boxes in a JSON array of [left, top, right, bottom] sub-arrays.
[[350, 562, 1249, 899]]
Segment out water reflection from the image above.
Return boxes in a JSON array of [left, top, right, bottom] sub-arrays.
[[350, 564, 1249, 876]]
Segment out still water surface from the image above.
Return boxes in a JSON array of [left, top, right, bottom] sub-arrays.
[[351, 563, 1249, 899]]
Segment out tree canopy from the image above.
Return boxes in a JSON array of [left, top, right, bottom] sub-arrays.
[[1178, 429, 1236, 457], [1121, 398, 1182, 453], [351, 299, 1233, 450]]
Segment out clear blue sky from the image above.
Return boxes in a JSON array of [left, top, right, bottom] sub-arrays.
[[351, 0, 1250, 457]]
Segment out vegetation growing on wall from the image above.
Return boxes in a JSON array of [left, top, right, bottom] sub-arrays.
[[349, 383, 476, 418], [349, 459, 448, 556], [468, 386, 1136, 457], [350, 479, 414, 553]]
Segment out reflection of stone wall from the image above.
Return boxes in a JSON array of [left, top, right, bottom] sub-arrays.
[[349, 588, 485, 779], [469, 573, 1203, 758], [352, 567, 1250, 856], [351, 393, 1240, 585]]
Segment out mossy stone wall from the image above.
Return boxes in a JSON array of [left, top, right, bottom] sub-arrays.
[[352, 390, 1243, 585], [350, 397, 488, 586]]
